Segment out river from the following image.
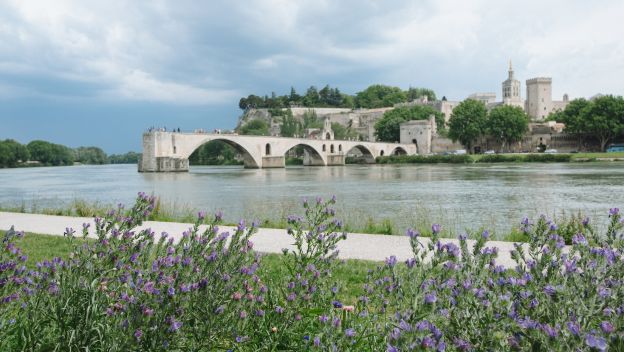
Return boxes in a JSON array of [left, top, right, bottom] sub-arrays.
[[1, 163, 623, 237]]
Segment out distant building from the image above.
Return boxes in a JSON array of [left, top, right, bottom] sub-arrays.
[[467, 92, 497, 105], [525, 77, 569, 120], [502, 61, 523, 108]]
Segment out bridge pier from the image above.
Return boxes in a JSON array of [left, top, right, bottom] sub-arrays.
[[261, 156, 285, 168], [326, 155, 345, 166]]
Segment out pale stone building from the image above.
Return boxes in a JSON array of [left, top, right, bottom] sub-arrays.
[[467, 92, 497, 105], [525, 77, 569, 120], [502, 61, 523, 108]]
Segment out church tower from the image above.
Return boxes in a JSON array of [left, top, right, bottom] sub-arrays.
[[502, 60, 522, 107], [321, 116, 334, 140]]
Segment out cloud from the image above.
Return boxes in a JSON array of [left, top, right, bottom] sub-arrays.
[[0, 0, 238, 105], [0, 0, 623, 105]]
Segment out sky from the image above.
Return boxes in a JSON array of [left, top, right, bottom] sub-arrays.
[[1, 0, 623, 153]]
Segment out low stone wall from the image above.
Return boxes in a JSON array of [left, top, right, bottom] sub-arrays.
[[431, 138, 464, 154]]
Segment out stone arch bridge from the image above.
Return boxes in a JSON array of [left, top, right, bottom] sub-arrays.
[[139, 131, 417, 172]]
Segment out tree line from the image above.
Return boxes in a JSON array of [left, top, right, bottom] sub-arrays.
[[374, 105, 446, 142], [447, 95, 624, 153], [0, 139, 140, 168], [549, 95, 624, 151], [238, 84, 436, 110], [447, 100, 530, 153]]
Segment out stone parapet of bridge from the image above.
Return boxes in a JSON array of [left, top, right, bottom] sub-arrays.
[[138, 131, 417, 172]]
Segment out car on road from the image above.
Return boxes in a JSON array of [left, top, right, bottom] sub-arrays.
[[484, 150, 496, 154], [454, 149, 467, 155], [607, 144, 624, 152], [544, 149, 558, 154]]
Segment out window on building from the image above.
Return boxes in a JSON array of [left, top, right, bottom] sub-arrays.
[[330, 144, 334, 153], [322, 144, 326, 152]]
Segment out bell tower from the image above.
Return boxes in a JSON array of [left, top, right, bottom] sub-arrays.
[[502, 60, 522, 106]]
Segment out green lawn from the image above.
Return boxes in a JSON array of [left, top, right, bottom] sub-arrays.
[[12, 232, 378, 303]]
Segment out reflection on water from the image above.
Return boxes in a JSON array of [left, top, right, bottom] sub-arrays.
[[1, 163, 623, 236]]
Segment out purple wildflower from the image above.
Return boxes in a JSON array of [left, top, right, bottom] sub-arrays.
[[385, 256, 397, 267], [345, 328, 356, 337], [313, 336, 321, 347], [432, 224, 441, 234], [134, 329, 143, 341], [567, 321, 580, 336], [585, 334, 607, 351], [425, 292, 437, 304], [600, 321, 614, 334]]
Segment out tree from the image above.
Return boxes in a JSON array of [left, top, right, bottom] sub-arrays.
[[555, 96, 624, 151], [487, 105, 529, 152], [374, 105, 445, 142], [239, 119, 270, 136], [581, 95, 624, 151], [355, 85, 407, 109], [109, 152, 141, 164], [448, 99, 488, 153], [0, 139, 30, 167], [280, 109, 300, 137], [74, 146, 108, 164], [405, 87, 437, 102], [302, 86, 320, 107], [331, 122, 358, 140], [302, 110, 322, 129], [27, 140, 74, 166], [288, 87, 301, 105]]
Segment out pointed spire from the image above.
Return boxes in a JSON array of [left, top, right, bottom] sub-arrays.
[[509, 59, 512, 71]]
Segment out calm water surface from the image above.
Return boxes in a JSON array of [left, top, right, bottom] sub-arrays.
[[1, 163, 623, 236]]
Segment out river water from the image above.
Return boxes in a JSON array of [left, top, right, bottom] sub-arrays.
[[1, 163, 623, 237]]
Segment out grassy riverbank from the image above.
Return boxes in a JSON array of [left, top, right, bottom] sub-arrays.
[[376, 151, 624, 164], [0, 197, 535, 241]]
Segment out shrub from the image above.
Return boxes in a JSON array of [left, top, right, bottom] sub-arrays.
[[377, 154, 473, 164], [2, 196, 623, 351]]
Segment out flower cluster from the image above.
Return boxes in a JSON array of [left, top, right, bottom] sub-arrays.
[[1, 194, 623, 351]]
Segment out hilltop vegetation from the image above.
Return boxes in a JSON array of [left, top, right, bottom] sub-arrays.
[[238, 84, 436, 110]]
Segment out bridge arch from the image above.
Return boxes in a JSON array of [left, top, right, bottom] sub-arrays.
[[281, 143, 326, 166], [184, 136, 262, 169], [391, 146, 407, 155], [345, 144, 376, 164]]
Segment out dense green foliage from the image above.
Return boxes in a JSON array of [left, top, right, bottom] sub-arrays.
[[279, 110, 300, 137], [553, 96, 624, 151], [0, 139, 139, 168], [377, 154, 473, 164], [331, 122, 358, 140], [239, 119, 270, 136], [0, 139, 30, 167], [109, 152, 141, 164], [377, 153, 573, 164], [239, 85, 355, 110], [74, 146, 108, 165], [448, 99, 488, 153], [487, 105, 530, 151], [2, 195, 623, 350], [27, 140, 75, 166], [189, 141, 242, 165], [238, 85, 436, 110], [374, 106, 445, 142]]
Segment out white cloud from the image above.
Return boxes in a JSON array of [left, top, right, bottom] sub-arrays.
[[0, 0, 623, 103], [0, 0, 237, 105]]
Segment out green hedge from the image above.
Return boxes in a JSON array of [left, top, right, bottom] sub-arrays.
[[376, 153, 573, 164], [376, 154, 472, 164]]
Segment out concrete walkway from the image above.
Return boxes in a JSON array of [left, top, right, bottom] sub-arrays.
[[0, 212, 523, 268]]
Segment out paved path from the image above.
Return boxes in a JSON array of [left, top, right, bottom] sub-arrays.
[[0, 212, 523, 268]]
